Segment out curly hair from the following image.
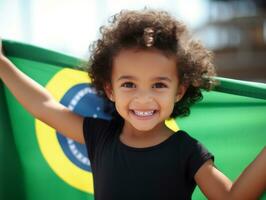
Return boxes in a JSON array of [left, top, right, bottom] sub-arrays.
[[87, 9, 217, 118]]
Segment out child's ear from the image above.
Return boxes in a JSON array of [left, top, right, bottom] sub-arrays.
[[104, 84, 114, 102], [175, 84, 187, 102]]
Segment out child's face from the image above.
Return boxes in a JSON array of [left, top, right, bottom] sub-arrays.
[[106, 48, 186, 132]]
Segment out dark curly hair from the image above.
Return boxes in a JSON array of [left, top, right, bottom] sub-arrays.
[[87, 9, 217, 118]]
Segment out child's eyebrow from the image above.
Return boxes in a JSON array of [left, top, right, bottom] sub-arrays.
[[117, 76, 172, 82], [153, 77, 172, 82], [117, 75, 136, 81]]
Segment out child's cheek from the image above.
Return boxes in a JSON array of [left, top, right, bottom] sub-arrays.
[[159, 93, 177, 105]]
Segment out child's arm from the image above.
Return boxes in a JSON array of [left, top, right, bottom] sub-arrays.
[[0, 39, 84, 143], [229, 147, 266, 199], [195, 147, 266, 199]]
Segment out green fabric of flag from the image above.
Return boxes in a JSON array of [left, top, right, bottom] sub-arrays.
[[1, 40, 265, 199], [1, 40, 93, 200]]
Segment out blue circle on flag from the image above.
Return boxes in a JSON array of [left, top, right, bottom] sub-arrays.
[[56, 83, 111, 171]]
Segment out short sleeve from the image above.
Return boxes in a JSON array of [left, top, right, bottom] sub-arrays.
[[187, 139, 214, 180], [83, 117, 111, 162]]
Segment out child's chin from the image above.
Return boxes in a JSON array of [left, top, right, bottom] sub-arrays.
[[131, 124, 157, 132]]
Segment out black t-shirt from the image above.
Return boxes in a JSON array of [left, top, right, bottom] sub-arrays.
[[83, 117, 214, 200]]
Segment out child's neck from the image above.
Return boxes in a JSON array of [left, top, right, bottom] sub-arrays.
[[119, 122, 174, 148]]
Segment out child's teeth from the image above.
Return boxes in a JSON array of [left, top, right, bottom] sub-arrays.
[[134, 110, 154, 116]]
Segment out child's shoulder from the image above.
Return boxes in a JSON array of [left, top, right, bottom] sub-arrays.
[[175, 130, 199, 143], [175, 130, 210, 152], [83, 116, 123, 134]]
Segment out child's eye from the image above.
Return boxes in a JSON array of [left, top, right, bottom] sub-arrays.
[[121, 82, 136, 88], [152, 82, 168, 88]]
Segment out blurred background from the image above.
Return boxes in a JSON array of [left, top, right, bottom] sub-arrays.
[[0, 0, 266, 82]]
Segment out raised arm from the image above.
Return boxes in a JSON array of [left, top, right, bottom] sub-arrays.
[[195, 147, 266, 200], [230, 147, 266, 199], [0, 39, 85, 143]]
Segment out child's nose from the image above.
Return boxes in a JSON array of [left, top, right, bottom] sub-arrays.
[[134, 89, 153, 104]]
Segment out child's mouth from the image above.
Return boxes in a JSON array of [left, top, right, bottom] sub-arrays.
[[130, 110, 157, 117]]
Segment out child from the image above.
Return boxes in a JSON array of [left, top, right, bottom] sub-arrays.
[[0, 9, 265, 200]]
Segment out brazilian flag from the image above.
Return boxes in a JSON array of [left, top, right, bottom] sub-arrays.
[[0, 40, 265, 200]]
